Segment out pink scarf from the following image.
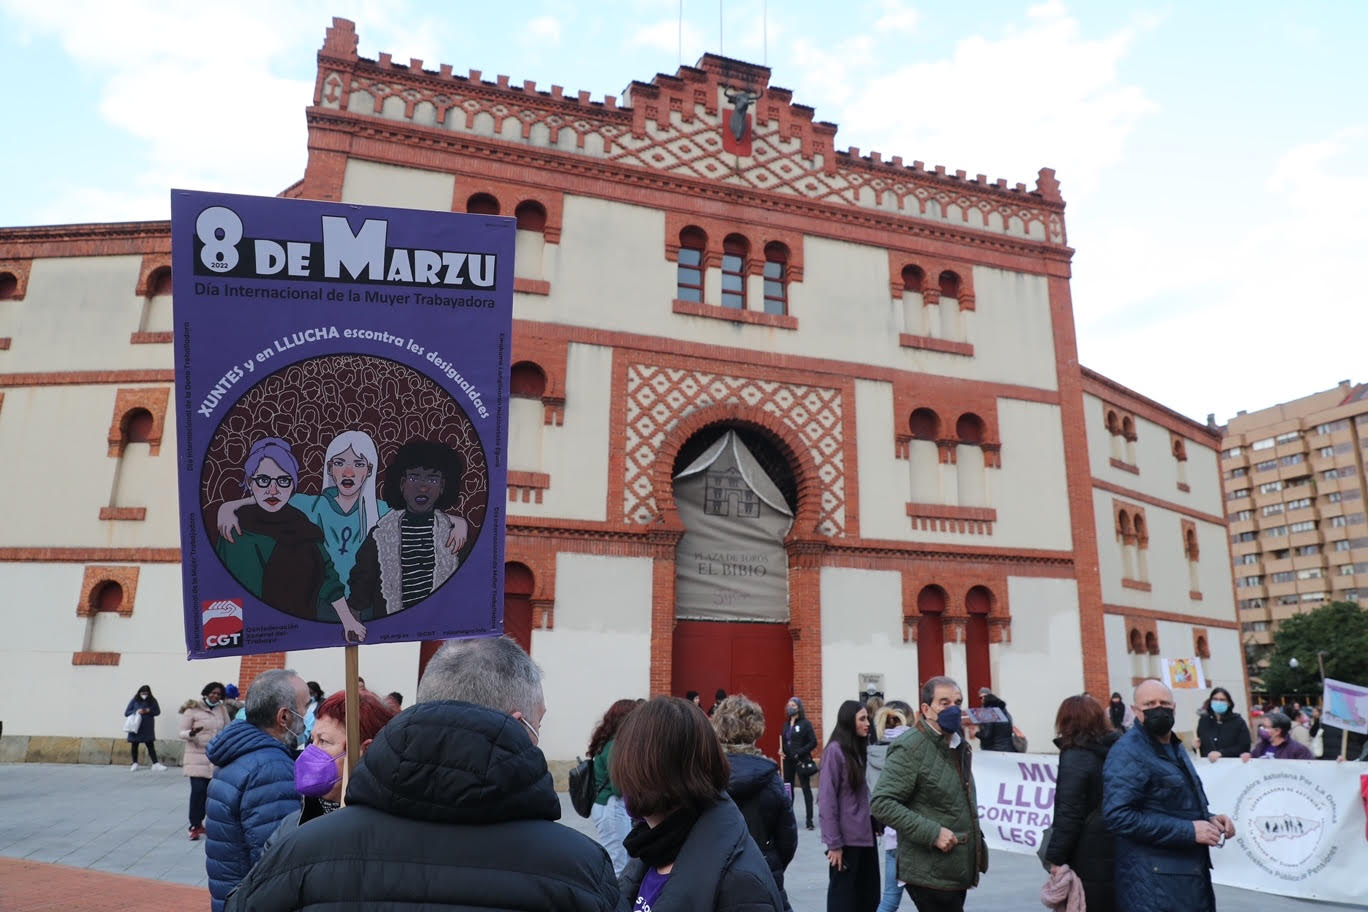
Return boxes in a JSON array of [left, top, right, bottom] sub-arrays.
[[1040, 863, 1085, 912]]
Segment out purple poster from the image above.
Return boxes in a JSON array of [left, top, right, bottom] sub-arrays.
[[171, 190, 513, 659]]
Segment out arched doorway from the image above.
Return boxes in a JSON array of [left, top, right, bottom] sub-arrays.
[[670, 423, 797, 753]]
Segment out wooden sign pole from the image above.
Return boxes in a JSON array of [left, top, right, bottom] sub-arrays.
[[342, 645, 361, 805]]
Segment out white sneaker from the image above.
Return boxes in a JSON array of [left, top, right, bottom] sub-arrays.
[[151, 762, 167, 771], [129, 762, 140, 771]]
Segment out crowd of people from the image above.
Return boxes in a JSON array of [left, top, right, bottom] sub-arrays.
[[123, 648, 1364, 911]]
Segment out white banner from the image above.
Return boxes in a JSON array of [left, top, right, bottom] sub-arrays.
[[971, 751, 1368, 905]]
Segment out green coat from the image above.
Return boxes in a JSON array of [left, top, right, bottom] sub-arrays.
[[869, 719, 988, 891], [592, 738, 621, 803]]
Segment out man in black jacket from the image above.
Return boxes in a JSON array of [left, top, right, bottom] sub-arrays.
[[976, 688, 1019, 752], [224, 637, 618, 911]]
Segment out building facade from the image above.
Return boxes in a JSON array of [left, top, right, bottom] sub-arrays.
[[1220, 380, 1368, 677], [0, 18, 1242, 764]]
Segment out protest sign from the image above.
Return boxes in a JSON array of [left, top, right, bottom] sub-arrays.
[[972, 751, 1368, 904], [1162, 656, 1206, 690], [172, 190, 514, 659], [1324, 678, 1368, 735]]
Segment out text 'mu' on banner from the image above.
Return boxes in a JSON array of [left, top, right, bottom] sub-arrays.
[[172, 190, 514, 659]]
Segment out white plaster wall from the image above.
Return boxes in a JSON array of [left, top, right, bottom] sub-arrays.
[[994, 577, 1084, 754], [856, 380, 1073, 551], [0, 256, 168, 373], [340, 159, 456, 211], [819, 567, 920, 723], [1092, 490, 1235, 623], [508, 343, 612, 521], [1083, 393, 1223, 516], [0, 385, 178, 548], [0, 563, 240, 737], [525, 197, 1060, 390], [532, 553, 654, 763], [286, 642, 421, 706], [1104, 616, 1246, 747]]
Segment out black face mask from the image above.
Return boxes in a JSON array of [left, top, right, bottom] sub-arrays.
[[1141, 706, 1175, 738]]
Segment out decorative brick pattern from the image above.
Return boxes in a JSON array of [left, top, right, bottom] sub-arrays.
[[514, 278, 550, 295], [1109, 457, 1140, 474], [898, 334, 973, 356], [76, 565, 139, 618], [0, 547, 180, 562], [0, 370, 174, 388], [508, 471, 551, 504], [98, 507, 147, 521], [624, 363, 845, 536], [511, 324, 569, 426], [905, 503, 997, 535], [672, 299, 797, 330], [72, 651, 121, 666], [1103, 604, 1237, 630], [129, 331, 173, 345], [106, 387, 171, 457]]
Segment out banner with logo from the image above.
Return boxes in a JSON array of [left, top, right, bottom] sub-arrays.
[[172, 190, 514, 658], [972, 751, 1368, 904]]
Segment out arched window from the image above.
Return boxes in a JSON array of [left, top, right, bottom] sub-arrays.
[[1106, 411, 1120, 435], [676, 227, 706, 303], [916, 585, 947, 680], [509, 362, 548, 475], [909, 408, 940, 440], [1195, 635, 1209, 659], [504, 562, 535, 654], [965, 586, 992, 699], [901, 265, 925, 294], [939, 271, 962, 299], [721, 235, 749, 310], [122, 408, 155, 445], [466, 193, 500, 215], [762, 242, 788, 315], [510, 361, 548, 399], [1129, 628, 1144, 654], [1144, 631, 1159, 656], [148, 267, 172, 297], [0, 272, 18, 300], [514, 201, 547, 232], [93, 581, 124, 614], [956, 413, 985, 445]]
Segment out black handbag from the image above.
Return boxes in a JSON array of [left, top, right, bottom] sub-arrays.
[[568, 756, 597, 818], [797, 755, 820, 778]]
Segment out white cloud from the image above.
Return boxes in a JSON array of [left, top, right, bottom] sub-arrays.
[[628, 17, 707, 58], [525, 15, 563, 46], [874, 0, 919, 33]]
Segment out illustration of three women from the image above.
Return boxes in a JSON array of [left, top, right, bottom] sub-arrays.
[[213, 431, 469, 642]]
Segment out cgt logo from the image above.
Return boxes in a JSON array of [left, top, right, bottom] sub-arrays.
[[203, 599, 244, 650]]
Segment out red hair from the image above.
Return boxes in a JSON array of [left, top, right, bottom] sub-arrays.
[[317, 690, 396, 743], [1054, 695, 1110, 750]]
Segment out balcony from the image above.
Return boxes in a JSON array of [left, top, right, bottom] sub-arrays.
[[1263, 556, 1294, 575]]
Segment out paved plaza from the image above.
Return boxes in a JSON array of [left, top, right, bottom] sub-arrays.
[[0, 762, 1351, 910]]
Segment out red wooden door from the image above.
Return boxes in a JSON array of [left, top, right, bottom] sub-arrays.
[[672, 620, 793, 759]]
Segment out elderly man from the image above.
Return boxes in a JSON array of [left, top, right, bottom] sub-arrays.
[[225, 636, 618, 911], [205, 668, 309, 912], [870, 675, 988, 912], [1103, 679, 1236, 912]]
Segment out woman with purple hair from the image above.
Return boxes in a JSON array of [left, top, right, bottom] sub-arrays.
[[213, 437, 367, 642]]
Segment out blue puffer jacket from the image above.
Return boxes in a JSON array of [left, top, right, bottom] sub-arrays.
[[1102, 724, 1215, 912], [204, 721, 299, 912]]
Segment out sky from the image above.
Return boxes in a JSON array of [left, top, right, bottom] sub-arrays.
[[1, 0, 1364, 426]]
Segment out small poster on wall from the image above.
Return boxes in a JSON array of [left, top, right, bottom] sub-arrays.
[[1162, 656, 1207, 690], [171, 190, 514, 659]]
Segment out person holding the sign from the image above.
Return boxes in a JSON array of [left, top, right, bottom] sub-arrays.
[[346, 440, 466, 619], [1194, 686, 1251, 762], [870, 676, 988, 912], [1103, 679, 1235, 912], [214, 437, 367, 643]]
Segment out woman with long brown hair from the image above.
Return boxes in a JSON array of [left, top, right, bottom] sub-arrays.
[[587, 698, 640, 876], [820, 699, 877, 912], [612, 696, 783, 911], [1043, 694, 1120, 912]]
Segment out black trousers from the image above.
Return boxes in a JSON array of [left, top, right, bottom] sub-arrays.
[[782, 758, 814, 824], [904, 884, 966, 912], [130, 741, 158, 763], [827, 844, 880, 912], [189, 776, 210, 828]]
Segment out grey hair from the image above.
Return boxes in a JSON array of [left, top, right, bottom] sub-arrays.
[[1264, 711, 1292, 734], [245, 668, 300, 729], [920, 676, 961, 707], [416, 636, 544, 716]]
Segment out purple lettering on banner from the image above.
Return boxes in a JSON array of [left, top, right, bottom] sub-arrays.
[[172, 190, 515, 659]]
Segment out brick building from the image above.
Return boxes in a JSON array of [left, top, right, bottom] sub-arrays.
[[0, 18, 1242, 764], [1220, 380, 1368, 678]]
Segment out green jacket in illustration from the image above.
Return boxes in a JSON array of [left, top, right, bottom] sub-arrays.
[[869, 718, 988, 891]]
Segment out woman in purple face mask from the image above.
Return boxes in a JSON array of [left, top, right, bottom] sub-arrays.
[[264, 690, 395, 851]]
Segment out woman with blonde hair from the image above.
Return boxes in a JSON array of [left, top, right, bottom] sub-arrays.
[[713, 695, 798, 911]]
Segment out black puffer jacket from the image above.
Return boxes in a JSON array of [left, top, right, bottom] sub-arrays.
[[224, 701, 618, 912], [977, 693, 1018, 752], [1194, 710, 1250, 758], [618, 794, 785, 912], [1044, 732, 1119, 912], [725, 752, 797, 902]]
